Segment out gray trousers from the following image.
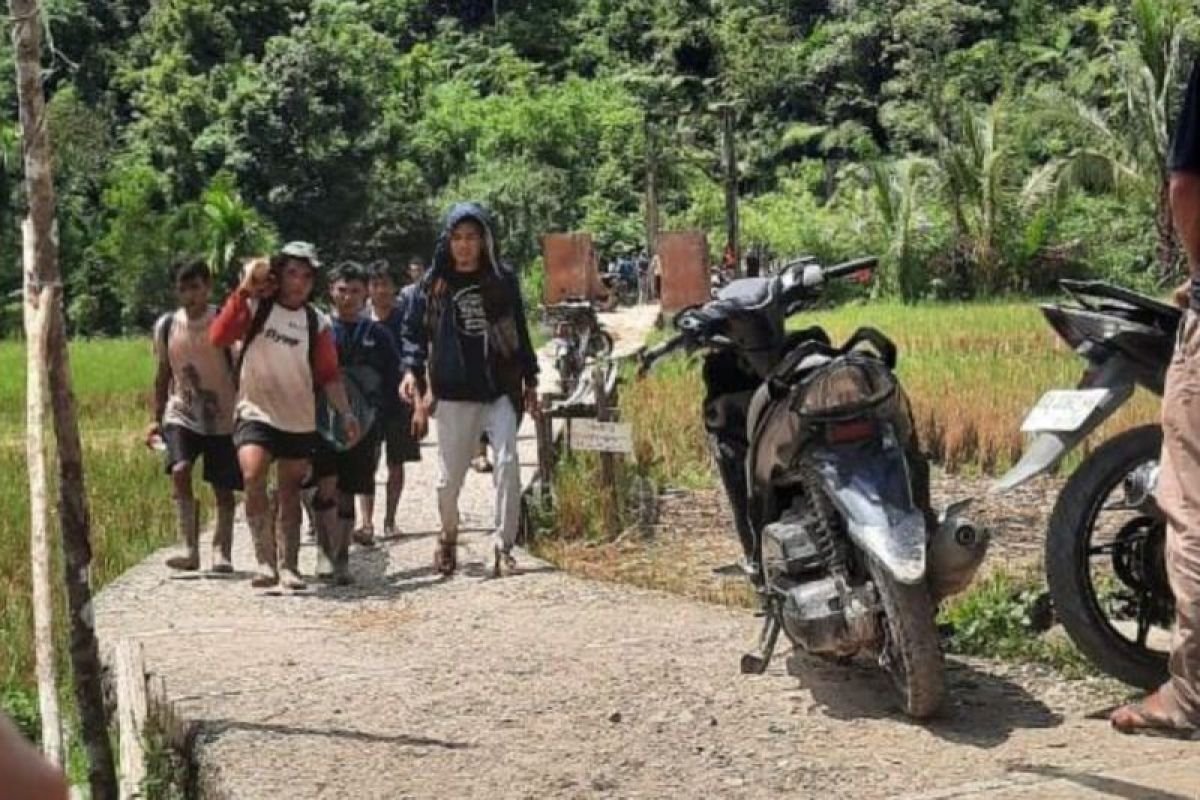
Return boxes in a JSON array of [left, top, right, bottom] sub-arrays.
[[435, 397, 521, 550]]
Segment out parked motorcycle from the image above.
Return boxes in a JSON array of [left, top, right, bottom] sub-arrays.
[[994, 280, 1180, 689], [546, 299, 614, 398], [639, 257, 988, 718], [601, 271, 639, 309]]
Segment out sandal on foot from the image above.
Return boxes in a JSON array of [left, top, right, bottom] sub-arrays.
[[493, 545, 518, 578], [1111, 694, 1199, 738], [352, 527, 376, 547], [434, 538, 457, 576], [470, 455, 493, 474]]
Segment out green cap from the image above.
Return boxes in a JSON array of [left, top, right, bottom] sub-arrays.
[[278, 241, 321, 268]]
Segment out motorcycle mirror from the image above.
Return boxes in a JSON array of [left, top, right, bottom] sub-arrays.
[[802, 264, 824, 288]]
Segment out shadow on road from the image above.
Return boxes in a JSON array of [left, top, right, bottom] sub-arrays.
[[1009, 764, 1193, 800], [206, 719, 470, 750], [786, 653, 1062, 748]]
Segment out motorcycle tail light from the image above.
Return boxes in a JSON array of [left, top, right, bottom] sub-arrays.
[[826, 419, 877, 444]]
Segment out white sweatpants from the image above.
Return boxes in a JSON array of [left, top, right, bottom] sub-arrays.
[[435, 397, 521, 550]]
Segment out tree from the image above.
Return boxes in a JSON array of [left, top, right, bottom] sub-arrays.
[[9, 0, 118, 796]]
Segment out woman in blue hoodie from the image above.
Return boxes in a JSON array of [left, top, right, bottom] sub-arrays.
[[400, 203, 540, 576]]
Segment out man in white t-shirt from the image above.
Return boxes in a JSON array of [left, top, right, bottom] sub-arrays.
[[146, 257, 240, 573], [210, 242, 360, 590]]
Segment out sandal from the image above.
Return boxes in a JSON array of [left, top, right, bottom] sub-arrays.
[[434, 537, 458, 576], [1111, 692, 1199, 738], [352, 526, 376, 547], [470, 455, 493, 474], [493, 545, 518, 578]]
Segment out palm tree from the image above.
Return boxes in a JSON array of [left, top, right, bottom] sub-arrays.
[[861, 158, 935, 300], [1032, 0, 1193, 278], [199, 178, 275, 281]]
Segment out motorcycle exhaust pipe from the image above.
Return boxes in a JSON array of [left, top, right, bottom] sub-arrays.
[[928, 512, 990, 602]]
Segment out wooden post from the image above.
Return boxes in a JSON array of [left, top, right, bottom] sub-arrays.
[[592, 364, 621, 538], [10, 1, 119, 795], [645, 115, 659, 257], [720, 103, 740, 277], [115, 641, 148, 799], [534, 396, 554, 505], [23, 219, 62, 765]]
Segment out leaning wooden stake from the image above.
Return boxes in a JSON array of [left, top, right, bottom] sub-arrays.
[[23, 219, 62, 765], [10, 1, 119, 796]]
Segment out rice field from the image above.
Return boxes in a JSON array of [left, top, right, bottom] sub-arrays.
[[0, 338, 181, 745], [552, 300, 1163, 541]]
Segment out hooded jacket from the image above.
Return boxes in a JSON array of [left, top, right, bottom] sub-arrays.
[[401, 203, 539, 409]]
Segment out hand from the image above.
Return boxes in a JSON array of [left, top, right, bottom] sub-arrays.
[[523, 384, 540, 418], [143, 422, 162, 450], [1173, 279, 1191, 310], [239, 258, 275, 299], [342, 412, 361, 448], [410, 405, 429, 441], [399, 372, 419, 404]]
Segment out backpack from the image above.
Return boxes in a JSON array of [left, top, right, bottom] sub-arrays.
[[234, 298, 318, 388], [316, 319, 381, 452]]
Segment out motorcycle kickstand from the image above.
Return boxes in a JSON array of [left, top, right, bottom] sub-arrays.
[[740, 610, 782, 675]]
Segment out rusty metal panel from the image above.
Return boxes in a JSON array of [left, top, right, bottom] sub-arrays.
[[656, 230, 710, 313], [542, 232, 603, 304]]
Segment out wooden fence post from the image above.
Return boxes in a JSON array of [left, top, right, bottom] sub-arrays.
[[592, 363, 621, 537]]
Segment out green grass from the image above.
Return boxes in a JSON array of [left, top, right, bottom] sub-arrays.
[[0, 337, 182, 772]]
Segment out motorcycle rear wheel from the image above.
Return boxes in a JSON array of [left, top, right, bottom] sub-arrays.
[[868, 558, 945, 719], [1046, 424, 1171, 690]]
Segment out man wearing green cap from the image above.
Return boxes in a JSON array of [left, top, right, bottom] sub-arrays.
[[211, 243, 361, 590]]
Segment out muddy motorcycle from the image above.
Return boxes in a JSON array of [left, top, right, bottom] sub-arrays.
[[995, 280, 1180, 689], [639, 258, 988, 718], [546, 299, 614, 398]]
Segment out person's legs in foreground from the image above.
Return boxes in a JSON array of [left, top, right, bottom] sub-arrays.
[[434, 401, 486, 575], [166, 456, 200, 571], [204, 435, 240, 573], [274, 457, 309, 590], [238, 443, 277, 587], [484, 396, 521, 576]]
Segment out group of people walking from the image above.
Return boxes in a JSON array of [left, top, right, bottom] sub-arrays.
[[147, 202, 540, 590]]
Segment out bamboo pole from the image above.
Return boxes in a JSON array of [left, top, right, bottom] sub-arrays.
[[23, 218, 62, 765], [9, 1, 119, 795]]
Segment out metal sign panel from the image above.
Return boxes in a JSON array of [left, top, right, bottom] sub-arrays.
[[656, 230, 710, 313], [570, 420, 634, 454], [542, 232, 604, 304]]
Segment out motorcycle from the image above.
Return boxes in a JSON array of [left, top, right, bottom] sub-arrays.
[[994, 279, 1179, 689], [546, 299, 614, 399], [639, 257, 988, 718], [601, 271, 639, 309]]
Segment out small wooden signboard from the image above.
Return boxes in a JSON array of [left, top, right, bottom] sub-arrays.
[[570, 419, 634, 454]]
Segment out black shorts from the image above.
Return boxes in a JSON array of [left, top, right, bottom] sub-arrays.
[[311, 429, 380, 496], [234, 419, 317, 461], [162, 425, 242, 491], [380, 407, 421, 465], [1171, 59, 1200, 173]]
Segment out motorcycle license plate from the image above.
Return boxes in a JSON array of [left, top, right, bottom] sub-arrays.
[[1020, 389, 1108, 433]]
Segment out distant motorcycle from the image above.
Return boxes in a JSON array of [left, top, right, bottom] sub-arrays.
[[640, 257, 988, 718], [546, 299, 614, 397], [601, 271, 638, 309], [996, 280, 1178, 689]]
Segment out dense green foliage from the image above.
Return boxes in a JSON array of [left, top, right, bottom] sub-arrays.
[[0, 0, 1197, 335]]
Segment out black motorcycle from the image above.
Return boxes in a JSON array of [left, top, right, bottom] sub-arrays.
[[639, 257, 988, 718], [995, 280, 1179, 689]]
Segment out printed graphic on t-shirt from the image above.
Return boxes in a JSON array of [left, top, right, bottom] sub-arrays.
[[158, 309, 236, 436], [453, 285, 488, 337]]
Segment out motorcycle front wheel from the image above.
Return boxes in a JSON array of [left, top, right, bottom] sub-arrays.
[[868, 558, 945, 719], [588, 329, 614, 359], [1046, 424, 1172, 690]]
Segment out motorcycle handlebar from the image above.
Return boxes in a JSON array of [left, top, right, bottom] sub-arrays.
[[824, 256, 879, 280], [637, 334, 687, 377]]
